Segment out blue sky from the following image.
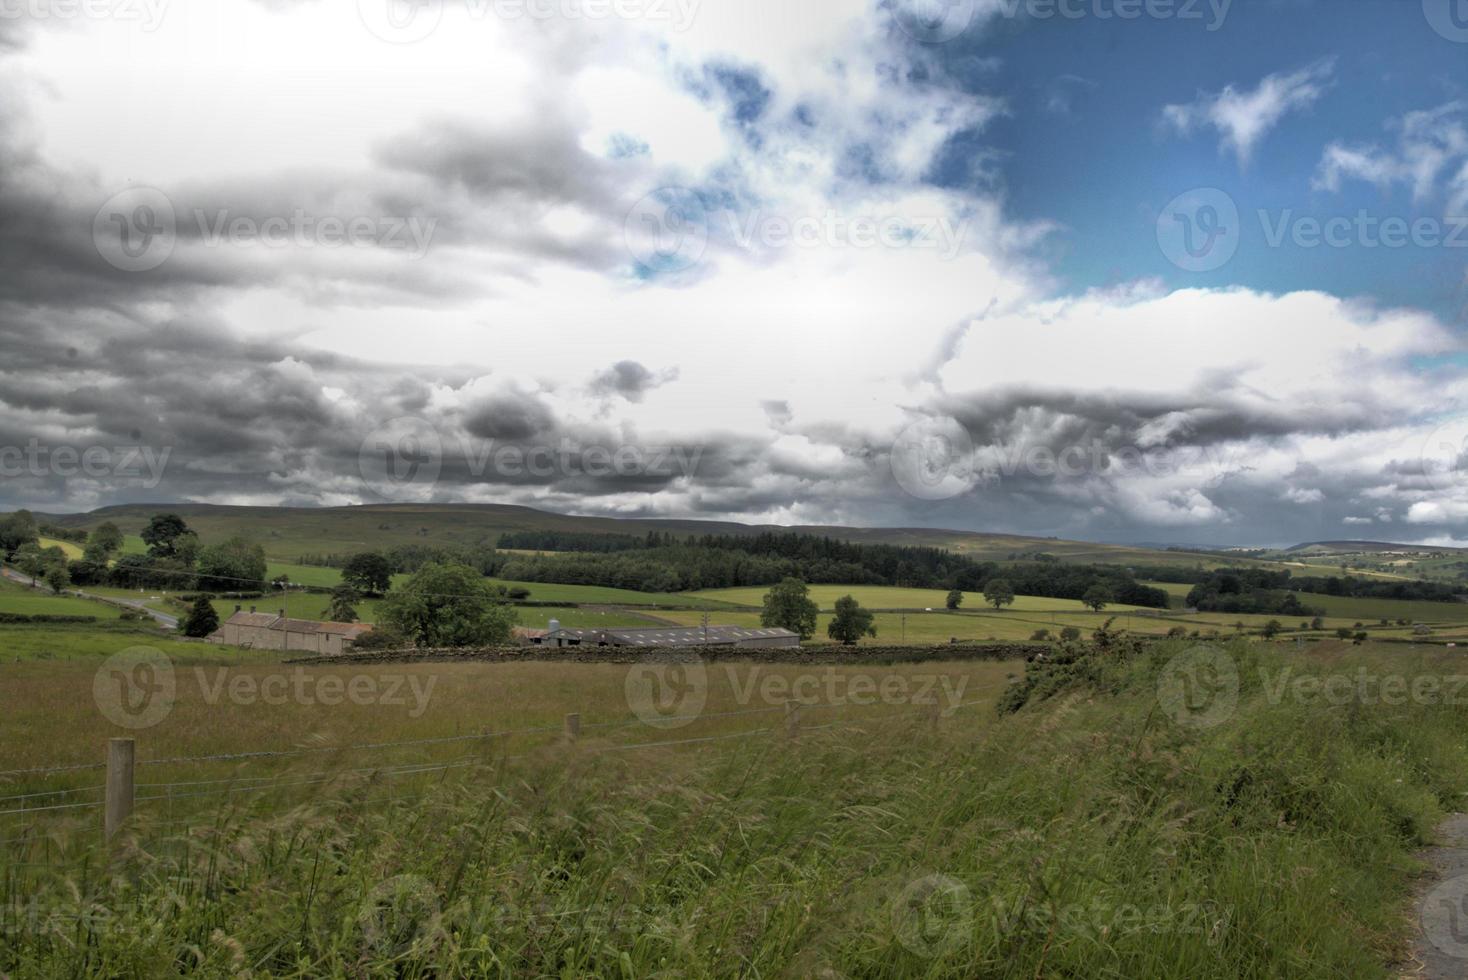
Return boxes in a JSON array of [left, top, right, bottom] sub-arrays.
[[930, 0, 1467, 321]]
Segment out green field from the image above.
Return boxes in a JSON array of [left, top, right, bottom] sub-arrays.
[[3, 631, 1467, 975], [35, 536, 84, 560], [687, 584, 1150, 612], [0, 578, 116, 618]]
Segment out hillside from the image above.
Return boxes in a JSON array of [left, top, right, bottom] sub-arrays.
[[24, 502, 1283, 572], [1285, 540, 1468, 555]]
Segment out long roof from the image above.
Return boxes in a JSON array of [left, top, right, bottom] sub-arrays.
[[543, 625, 797, 646], [222, 610, 372, 637]]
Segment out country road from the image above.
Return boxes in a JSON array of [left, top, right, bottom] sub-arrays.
[[0, 564, 179, 629]]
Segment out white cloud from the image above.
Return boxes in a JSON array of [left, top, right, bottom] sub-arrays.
[[1314, 102, 1468, 213], [1161, 60, 1334, 166]]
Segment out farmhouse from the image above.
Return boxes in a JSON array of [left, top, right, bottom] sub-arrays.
[[207, 606, 373, 656], [536, 624, 800, 649]]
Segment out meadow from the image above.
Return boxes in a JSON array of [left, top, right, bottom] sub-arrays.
[[0, 578, 114, 618], [685, 583, 1151, 612], [2, 631, 1466, 975]]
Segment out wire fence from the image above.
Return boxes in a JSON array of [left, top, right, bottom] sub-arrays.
[[0, 696, 990, 848]]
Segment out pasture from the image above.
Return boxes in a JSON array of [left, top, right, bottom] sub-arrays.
[[3, 634, 1467, 975], [687, 583, 1150, 612], [0, 578, 113, 618]]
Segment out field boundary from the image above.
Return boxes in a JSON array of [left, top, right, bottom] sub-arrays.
[[287, 642, 1046, 667]]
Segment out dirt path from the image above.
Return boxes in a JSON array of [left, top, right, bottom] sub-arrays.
[[1409, 813, 1468, 977]]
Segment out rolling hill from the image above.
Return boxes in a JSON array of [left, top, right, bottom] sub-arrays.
[[21, 501, 1272, 571]]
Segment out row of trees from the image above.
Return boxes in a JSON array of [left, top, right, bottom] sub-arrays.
[[757, 579, 876, 645]]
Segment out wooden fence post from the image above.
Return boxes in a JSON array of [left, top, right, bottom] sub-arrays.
[[785, 700, 801, 740], [564, 712, 581, 742], [105, 737, 135, 841]]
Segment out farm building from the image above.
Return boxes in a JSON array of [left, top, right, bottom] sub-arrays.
[[536, 625, 800, 649], [207, 606, 373, 656]]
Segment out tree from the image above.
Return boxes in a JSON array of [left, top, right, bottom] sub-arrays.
[[342, 551, 395, 596], [983, 580, 1015, 610], [1262, 619, 1282, 639], [141, 513, 193, 558], [379, 562, 517, 648], [759, 577, 819, 639], [1059, 626, 1081, 641], [182, 595, 220, 638], [1310, 616, 1324, 630], [0, 509, 38, 557], [44, 564, 69, 595], [945, 589, 963, 611], [1081, 584, 1114, 612], [196, 537, 267, 592], [827, 594, 876, 645], [88, 522, 124, 557], [323, 586, 361, 624]]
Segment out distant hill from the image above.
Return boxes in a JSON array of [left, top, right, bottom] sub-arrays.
[[1285, 540, 1468, 556], [17, 501, 1258, 570]]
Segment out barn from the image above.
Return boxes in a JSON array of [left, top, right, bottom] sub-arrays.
[[207, 606, 373, 656], [536, 624, 800, 649]]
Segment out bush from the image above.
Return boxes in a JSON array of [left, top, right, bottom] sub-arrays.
[[350, 626, 407, 651]]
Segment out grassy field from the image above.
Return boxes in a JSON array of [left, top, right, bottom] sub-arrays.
[[2, 631, 1467, 974], [0, 578, 114, 618], [36, 536, 84, 560], [687, 583, 1150, 612]]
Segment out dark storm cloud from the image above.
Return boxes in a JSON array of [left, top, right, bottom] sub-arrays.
[[587, 361, 678, 403]]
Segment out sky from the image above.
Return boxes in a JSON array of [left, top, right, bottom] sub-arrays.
[[1, 0, 1468, 547]]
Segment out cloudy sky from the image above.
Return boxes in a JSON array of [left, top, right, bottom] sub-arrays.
[[2, 0, 1468, 546]]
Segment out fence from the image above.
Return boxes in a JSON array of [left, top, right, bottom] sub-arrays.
[[0, 697, 990, 850]]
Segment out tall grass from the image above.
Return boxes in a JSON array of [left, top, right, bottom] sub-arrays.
[[2, 639, 1466, 976]]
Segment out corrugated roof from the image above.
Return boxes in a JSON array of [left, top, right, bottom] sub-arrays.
[[224, 610, 371, 637], [225, 611, 281, 628], [543, 625, 798, 646]]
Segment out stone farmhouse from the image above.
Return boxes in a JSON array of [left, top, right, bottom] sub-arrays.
[[207, 606, 373, 656]]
